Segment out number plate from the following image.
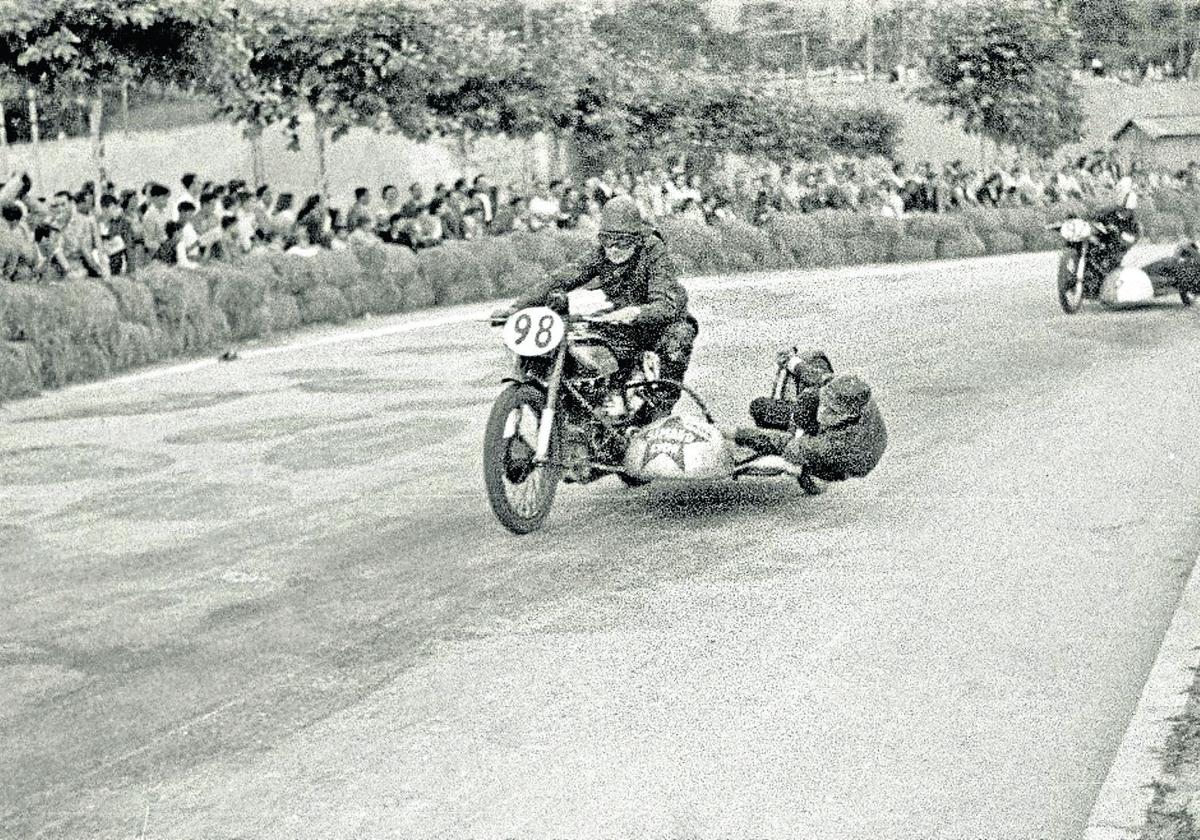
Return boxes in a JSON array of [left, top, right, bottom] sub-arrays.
[[502, 307, 565, 357]]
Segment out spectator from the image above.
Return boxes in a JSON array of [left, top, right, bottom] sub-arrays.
[[1, 202, 44, 282], [437, 191, 465, 240], [412, 199, 444, 249], [526, 181, 560, 231], [209, 216, 244, 262], [98, 194, 132, 275], [271, 193, 297, 241], [346, 187, 373, 232], [400, 182, 425, 219], [173, 172, 200, 221], [141, 183, 171, 259]]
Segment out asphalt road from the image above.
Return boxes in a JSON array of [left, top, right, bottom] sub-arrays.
[[3, 248, 1200, 840]]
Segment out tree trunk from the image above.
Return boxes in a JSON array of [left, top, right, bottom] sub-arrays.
[[801, 33, 811, 93], [121, 79, 130, 136], [314, 114, 329, 198], [89, 95, 105, 211], [865, 0, 876, 82], [0, 99, 8, 178], [249, 125, 266, 188], [27, 90, 43, 193]]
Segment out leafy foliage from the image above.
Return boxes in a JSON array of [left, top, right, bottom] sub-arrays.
[[917, 1, 1084, 158], [0, 0, 236, 98], [216, 1, 440, 147]]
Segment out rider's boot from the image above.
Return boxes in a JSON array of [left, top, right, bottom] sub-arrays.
[[731, 426, 794, 456], [797, 470, 825, 496]]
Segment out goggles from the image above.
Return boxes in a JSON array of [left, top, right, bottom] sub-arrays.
[[599, 232, 640, 249]]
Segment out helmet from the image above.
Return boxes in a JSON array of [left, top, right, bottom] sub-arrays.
[[599, 195, 643, 235]]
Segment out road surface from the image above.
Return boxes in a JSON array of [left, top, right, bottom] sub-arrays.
[[3, 249, 1200, 839]]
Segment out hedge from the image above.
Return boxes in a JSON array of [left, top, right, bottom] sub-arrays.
[[2, 192, 1197, 402]]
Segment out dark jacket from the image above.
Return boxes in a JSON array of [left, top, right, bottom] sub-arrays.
[[784, 397, 888, 480], [513, 231, 690, 330]]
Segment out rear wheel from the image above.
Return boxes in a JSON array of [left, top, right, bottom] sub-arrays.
[[1057, 250, 1084, 314], [482, 384, 563, 534]]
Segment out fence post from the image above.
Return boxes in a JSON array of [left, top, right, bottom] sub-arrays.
[[0, 98, 8, 179], [121, 78, 130, 136]]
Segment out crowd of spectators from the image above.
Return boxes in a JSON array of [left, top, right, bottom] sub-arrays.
[[744, 154, 1200, 223], [1, 152, 1198, 283]]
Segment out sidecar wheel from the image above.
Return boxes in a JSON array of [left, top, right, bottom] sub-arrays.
[[483, 384, 563, 534]]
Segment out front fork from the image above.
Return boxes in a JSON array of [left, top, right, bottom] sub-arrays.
[[1076, 240, 1088, 288], [535, 343, 568, 462]]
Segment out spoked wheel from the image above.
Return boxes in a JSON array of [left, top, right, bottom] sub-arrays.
[[483, 384, 563, 534], [1057, 251, 1084, 314]]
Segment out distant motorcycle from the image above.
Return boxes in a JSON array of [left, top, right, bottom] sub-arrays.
[[1051, 215, 1194, 313], [482, 294, 808, 534]]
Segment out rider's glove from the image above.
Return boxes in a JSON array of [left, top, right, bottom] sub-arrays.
[[775, 346, 800, 372], [490, 305, 517, 323]]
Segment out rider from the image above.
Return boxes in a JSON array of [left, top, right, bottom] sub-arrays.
[[1083, 190, 1141, 295], [731, 372, 888, 495], [492, 195, 698, 402], [750, 347, 834, 436]]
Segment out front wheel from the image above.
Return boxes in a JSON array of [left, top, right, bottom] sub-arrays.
[[483, 384, 563, 534], [1057, 250, 1084, 314]]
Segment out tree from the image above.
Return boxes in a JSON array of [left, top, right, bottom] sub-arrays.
[[216, 1, 442, 194], [0, 0, 237, 197], [591, 0, 724, 70], [1065, 0, 1144, 70], [738, 1, 836, 74], [917, 1, 1084, 159]]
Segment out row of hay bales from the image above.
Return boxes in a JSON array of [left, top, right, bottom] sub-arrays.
[[3, 190, 1199, 402]]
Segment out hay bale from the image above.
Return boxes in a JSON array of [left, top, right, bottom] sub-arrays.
[[262, 252, 324, 295], [312, 249, 364, 290], [0, 340, 41, 400], [958, 207, 1007, 232], [552, 230, 597, 264], [1143, 211, 1186, 241], [205, 265, 269, 341], [111, 322, 162, 369], [297, 285, 350, 325], [904, 214, 970, 242], [936, 233, 988, 260], [0, 283, 48, 342], [471, 237, 525, 298], [102, 277, 156, 327], [349, 241, 406, 314], [843, 235, 890, 265], [892, 238, 938, 263], [142, 267, 230, 354], [811, 210, 869, 241], [266, 294, 302, 332], [379, 245, 430, 312], [979, 230, 1026, 255], [717, 218, 780, 268], [795, 236, 848, 269], [657, 218, 724, 274], [496, 261, 549, 297], [507, 231, 568, 275], [419, 242, 494, 306], [764, 215, 824, 264]]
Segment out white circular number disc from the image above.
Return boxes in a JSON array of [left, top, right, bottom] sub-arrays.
[[502, 307, 566, 357]]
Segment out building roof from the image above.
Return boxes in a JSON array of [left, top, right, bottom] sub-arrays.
[[1113, 115, 1200, 142]]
